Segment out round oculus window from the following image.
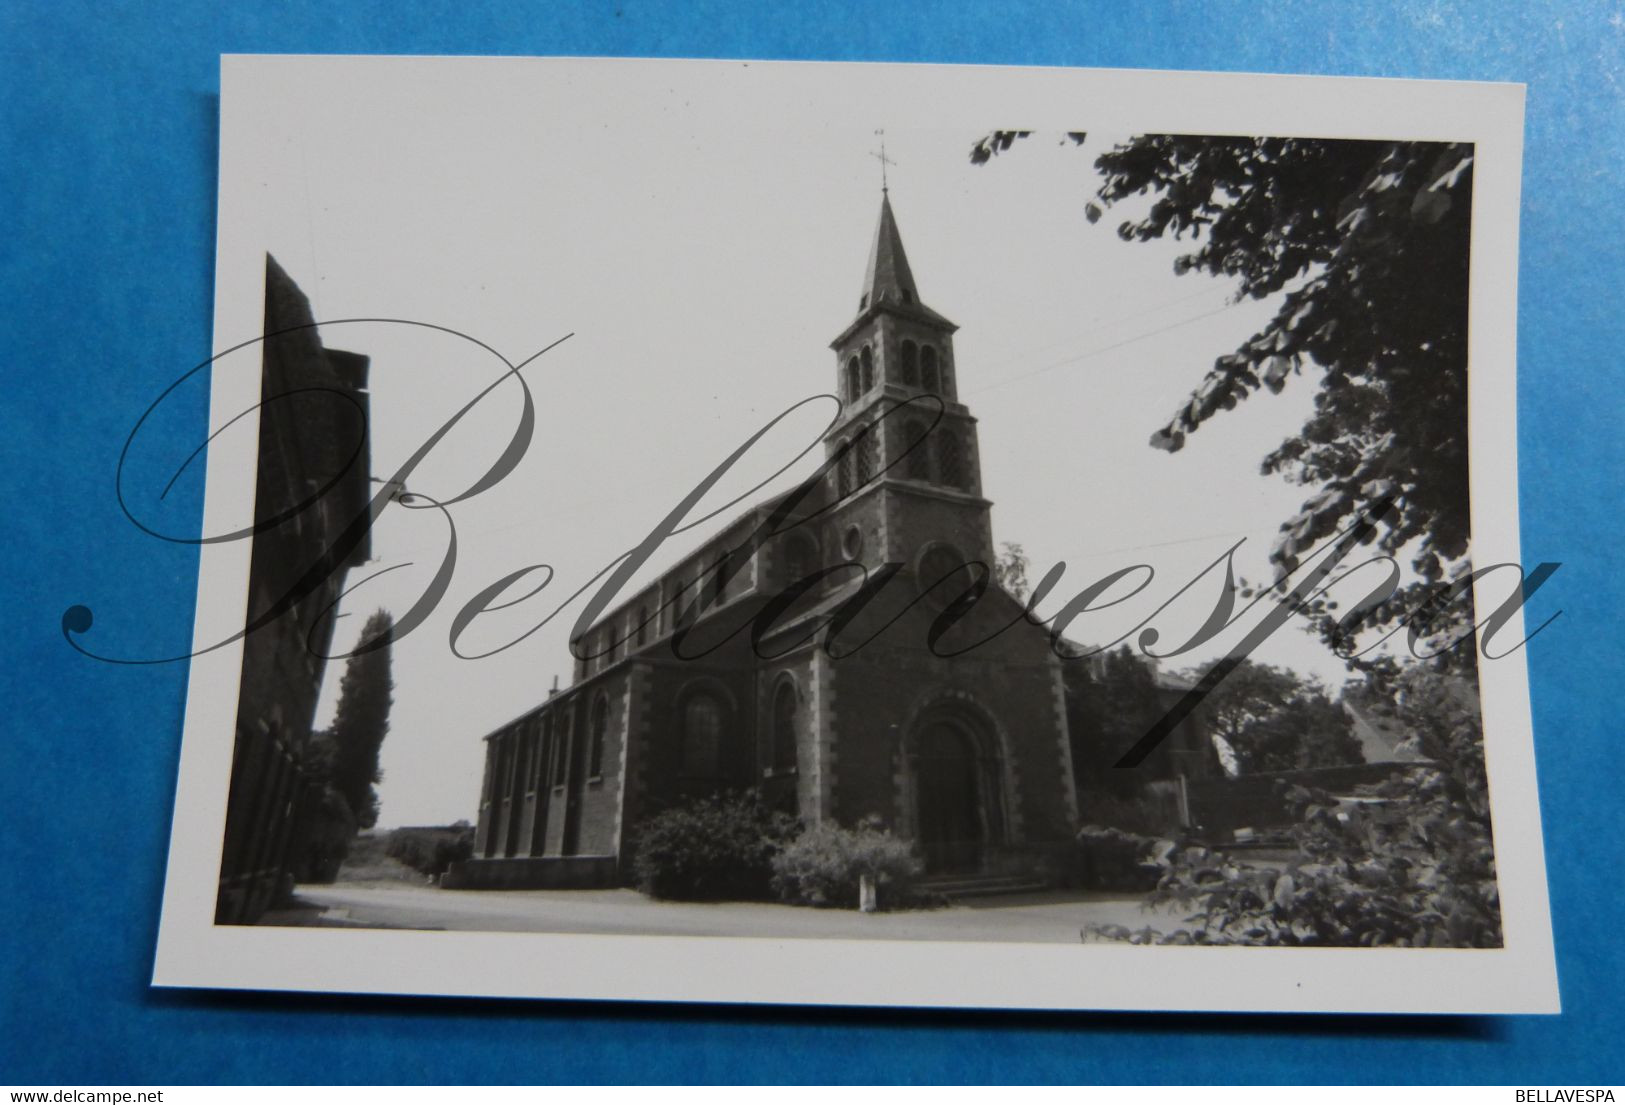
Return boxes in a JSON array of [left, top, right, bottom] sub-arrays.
[[841, 525, 863, 560]]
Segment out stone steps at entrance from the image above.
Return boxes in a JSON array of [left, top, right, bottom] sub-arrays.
[[916, 873, 1051, 901]]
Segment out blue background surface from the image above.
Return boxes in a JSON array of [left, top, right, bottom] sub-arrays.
[[2, 0, 1620, 1085]]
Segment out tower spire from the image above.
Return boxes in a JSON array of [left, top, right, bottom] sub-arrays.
[[834, 188, 957, 344], [861, 190, 918, 311]]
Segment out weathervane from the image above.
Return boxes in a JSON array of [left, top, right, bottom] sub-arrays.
[[870, 128, 895, 193]]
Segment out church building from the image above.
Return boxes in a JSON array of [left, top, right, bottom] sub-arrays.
[[447, 192, 1084, 889]]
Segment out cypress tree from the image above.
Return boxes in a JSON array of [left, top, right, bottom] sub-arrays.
[[326, 609, 395, 829]]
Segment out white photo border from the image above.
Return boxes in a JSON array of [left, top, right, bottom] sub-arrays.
[[152, 55, 1556, 1014]]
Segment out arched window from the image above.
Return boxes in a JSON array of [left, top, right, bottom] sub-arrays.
[[772, 681, 798, 772], [841, 524, 863, 560], [782, 533, 816, 585], [588, 695, 608, 778], [937, 428, 965, 489], [681, 691, 725, 778], [855, 425, 877, 487], [713, 553, 729, 602], [836, 438, 855, 498], [845, 357, 861, 403], [921, 345, 940, 393], [902, 419, 931, 480], [860, 346, 874, 393], [900, 340, 919, 386]]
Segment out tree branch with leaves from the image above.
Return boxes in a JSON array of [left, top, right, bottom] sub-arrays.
[[973, 132, 1476, 663]]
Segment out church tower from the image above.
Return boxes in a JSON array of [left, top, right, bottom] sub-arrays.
[[824, 192, 995, 580], [455, 183, 1083, 888]]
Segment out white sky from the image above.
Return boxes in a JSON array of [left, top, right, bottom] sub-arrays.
[[228, 62, 1396, 827]]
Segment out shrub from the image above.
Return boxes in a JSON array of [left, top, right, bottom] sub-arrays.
[[1076, 788, 1183, 837], [771, 818, 922, 909], [632, 792, 797, 901], [386, 822, 475, 878], [1074, 824, 1165, 892], [1087, 668, 1502, 948], [289, 785, 357, 884]]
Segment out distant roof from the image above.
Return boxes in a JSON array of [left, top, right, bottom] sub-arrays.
[[1345, 702, 1428, 763], [575, 477, 820, 643]]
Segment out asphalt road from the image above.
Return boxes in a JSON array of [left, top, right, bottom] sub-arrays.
[[287, 883, 1184, 943]]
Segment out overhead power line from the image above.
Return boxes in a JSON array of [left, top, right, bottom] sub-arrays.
[[970, 301, 1237, 397]]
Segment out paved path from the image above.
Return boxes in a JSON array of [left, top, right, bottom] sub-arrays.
[[288, 883, 1185, 943]]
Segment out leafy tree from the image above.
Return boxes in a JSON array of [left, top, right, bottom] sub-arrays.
[[1087, 665, 1498, 948], [1232, 685, 1363, 774], [1195, 659, 1300, 764], [975, 132, 1498, 947], [994, 541, 1030, 601], [286, 611, 396, 881], [386, 823, 476, 878], [972, 132, 1476, 659], [1196, 659, 1362, 774], [289, 782, 357, 884], [326, 609, 396, 829], [1063, 645, 1166, 797], [1347, 662, 1490, 820]]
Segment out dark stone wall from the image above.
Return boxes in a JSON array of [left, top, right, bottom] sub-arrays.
[[867, 314, 959, 399], [821, 486, 888, 576], [637, 651, 758, 803], [822, 582, 1075, 848], [879, 484, 994, 569], [217, 255, 372, 925], [466, 487, 1082, 883]]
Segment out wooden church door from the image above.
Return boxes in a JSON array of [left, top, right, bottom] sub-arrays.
[[916, 721, 986, 873]]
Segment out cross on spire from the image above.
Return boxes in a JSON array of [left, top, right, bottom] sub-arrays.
[[870, 129, 895, 193]]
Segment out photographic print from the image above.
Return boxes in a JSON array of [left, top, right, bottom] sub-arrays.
[[140, 56, 1555, 1011]]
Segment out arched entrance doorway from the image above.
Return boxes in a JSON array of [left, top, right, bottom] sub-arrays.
[[913, 717, 1002, 874]]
